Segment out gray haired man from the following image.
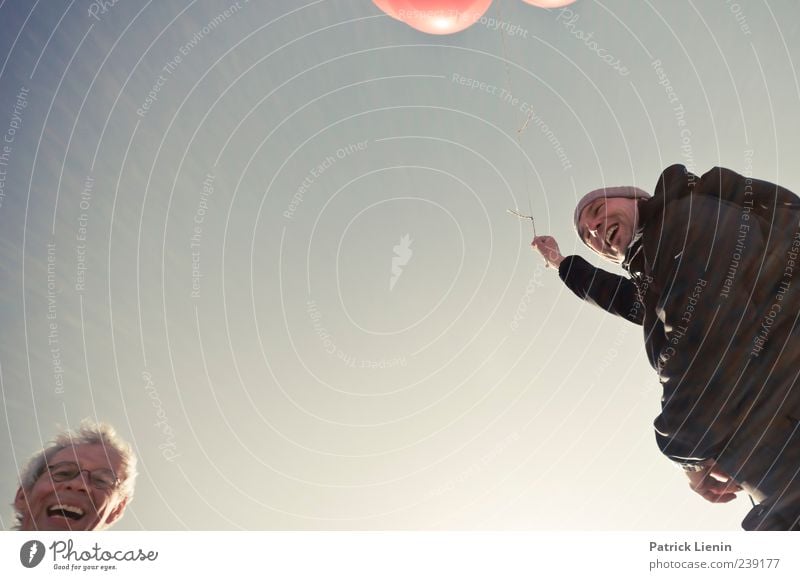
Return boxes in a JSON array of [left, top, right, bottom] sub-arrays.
[[13, 421, 137, 531]]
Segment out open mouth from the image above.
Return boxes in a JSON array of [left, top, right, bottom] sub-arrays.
[[47, 504, 85, 521], [605, 223, 618, 247]]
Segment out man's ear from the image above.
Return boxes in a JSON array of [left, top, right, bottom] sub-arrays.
[[14, 486, 27, 512], [104, 496, 128, 526]]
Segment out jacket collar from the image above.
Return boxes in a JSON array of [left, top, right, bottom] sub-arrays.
[[622, 197, 651, 274]]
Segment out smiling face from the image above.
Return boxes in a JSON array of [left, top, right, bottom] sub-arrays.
[[14, 444, 128, 531], [576, 196, 639, 263]]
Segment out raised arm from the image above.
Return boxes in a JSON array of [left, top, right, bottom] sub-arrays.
[[532, 236, 643, 325]]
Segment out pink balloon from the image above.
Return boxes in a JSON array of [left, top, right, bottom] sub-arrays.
[[520, 0, 577, 7], [373, 0, 493, 35], [373, 0, 403, 20]]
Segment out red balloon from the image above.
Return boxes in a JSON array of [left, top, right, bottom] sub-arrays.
[[520, 0, 577, 7], [373, 0, 493, 35], [373, 0, 403, 20]]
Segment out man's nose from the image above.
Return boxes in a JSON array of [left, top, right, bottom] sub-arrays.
[[591, 217, 608, 238], [60, 471, 91, 492]]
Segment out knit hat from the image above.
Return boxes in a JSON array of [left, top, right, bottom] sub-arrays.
[[573, 186, 651, 234]]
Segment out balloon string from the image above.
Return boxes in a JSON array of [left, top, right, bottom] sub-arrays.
[[496, 2, 536, 237]]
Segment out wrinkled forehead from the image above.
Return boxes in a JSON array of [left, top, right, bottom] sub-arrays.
[[48, 444, 123, 473]]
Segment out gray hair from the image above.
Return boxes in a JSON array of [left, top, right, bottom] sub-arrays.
[[14, 420, 137, 527]]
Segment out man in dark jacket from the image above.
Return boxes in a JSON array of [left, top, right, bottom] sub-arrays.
[[533, 165, 800, 530]]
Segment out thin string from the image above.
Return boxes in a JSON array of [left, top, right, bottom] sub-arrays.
[[497, 1, 536, 238]]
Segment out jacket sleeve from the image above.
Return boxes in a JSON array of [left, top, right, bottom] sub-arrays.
[[650, 194, 771, 463], [558, 255, 643, 325], [697, 166, 800, 208]]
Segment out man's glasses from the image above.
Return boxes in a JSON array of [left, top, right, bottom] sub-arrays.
[[46, 461, 119, 490]]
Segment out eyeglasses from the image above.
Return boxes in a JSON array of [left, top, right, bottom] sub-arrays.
[[46, 462, 119, 490]]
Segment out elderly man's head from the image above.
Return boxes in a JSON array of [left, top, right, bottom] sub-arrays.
[[13, 421, 136, 531], [574, 186, 650, 263]]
